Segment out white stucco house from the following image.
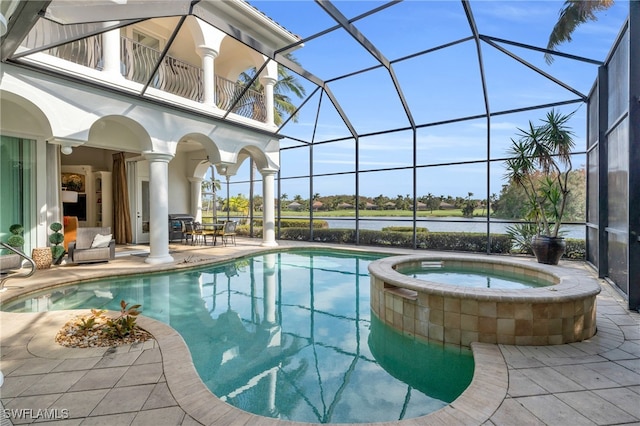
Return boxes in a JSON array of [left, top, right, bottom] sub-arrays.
[[1, 0, 299, 263]]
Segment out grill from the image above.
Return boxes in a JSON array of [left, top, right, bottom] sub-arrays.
[[168, 214, 194, 242]]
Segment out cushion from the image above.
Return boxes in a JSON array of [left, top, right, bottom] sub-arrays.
[[91, 233, 112, 248]]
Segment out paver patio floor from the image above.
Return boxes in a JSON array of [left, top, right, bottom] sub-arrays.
[[1, 240, 638, 425]]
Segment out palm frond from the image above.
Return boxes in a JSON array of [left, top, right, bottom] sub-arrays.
[[545, 0, 614, 64]]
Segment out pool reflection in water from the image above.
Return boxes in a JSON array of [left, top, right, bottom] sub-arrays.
[[3, 250, 473, 424]]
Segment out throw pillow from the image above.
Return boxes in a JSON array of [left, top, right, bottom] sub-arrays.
[[91, 233, 112, 248]]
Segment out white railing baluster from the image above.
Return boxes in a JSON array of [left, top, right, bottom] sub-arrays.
[[25, 25, 266, 122]]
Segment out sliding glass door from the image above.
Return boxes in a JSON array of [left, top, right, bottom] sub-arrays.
[[0, 135, 36, 255]]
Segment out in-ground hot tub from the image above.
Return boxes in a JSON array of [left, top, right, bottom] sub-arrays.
[[369, 254, 601, 346]]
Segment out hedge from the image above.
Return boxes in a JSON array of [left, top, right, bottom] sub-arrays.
[[564, 238, 586, 260], [238, 226, 585, 259], [252, 218, 328, 229], [381, 226, 429, 233], [276, 228, 512, 254]]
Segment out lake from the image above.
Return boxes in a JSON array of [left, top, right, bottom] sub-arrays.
[[314, 216, 585, 240]]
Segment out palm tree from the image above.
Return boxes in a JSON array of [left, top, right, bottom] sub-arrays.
[[238, 53, 307, 125], [545, 0, 614, 64], [202, 165, 222, 219], [240, 55, 306, 223]]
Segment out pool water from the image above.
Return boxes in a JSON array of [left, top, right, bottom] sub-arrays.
[[2, 249, 473, 424], [397, 264, 550, 289]]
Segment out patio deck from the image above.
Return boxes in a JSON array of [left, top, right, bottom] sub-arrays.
[[1, 239, 638, 425]]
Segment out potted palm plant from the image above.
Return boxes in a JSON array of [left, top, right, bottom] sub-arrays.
[[504, 109, 575, 265]]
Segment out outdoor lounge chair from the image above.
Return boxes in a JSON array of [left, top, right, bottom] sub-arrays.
[[68, 227, 115, 264]]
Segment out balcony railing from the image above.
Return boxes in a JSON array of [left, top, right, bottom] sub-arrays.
[[121, 37, 204, 103], [25, 27, 267, 122], [216, 75, 267, 123]]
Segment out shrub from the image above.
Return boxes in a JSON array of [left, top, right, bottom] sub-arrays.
[[49, 222, 65, 261], [415, 232, 512, 254], [564, 238, 585, 260], [104, 300, 142, 338], [9, 224, 24, 235], [249, 224, 584, 259], [76, 309, 106, 334], [381, 226, 428, 233], [277, 227, 512, 254], [6, 223, 24, 249], [274, 218, 328, 229]]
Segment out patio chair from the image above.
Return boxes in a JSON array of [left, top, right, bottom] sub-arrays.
[[221, 221, 237, 246], [184, 221, 208, 245], [183, 221, 196, 245], [68, 227, 115, 264]]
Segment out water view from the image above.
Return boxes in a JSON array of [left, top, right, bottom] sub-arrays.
[[319, 217, 585, 239]]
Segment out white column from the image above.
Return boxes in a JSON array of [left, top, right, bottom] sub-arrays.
[[189, 177, 203, 222], [143, 151, 174, 264], [102, 29, 121, 76], [260, 75, 277, 126], [263, 253, 277, 324], [196, 46, 218, 107], [261, 169, 278, 247]]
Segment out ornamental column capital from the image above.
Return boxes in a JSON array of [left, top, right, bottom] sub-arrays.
[[143, 151, 173, 163]]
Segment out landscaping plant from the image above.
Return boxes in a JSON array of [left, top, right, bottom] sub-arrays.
[[6, 223, 24, 250], [504, 109, 576, 238], [49, 222, 65, 263], [105, 300, 142, 338]]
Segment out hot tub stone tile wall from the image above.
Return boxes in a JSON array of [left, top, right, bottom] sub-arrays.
[[369, 254, 601, 347]]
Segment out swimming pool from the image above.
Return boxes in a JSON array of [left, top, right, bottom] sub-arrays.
[[2, 249, 473, 424]]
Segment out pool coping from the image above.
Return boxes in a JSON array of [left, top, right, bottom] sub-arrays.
[[147, 316, 508, 426], [20, 311, 507, 426], [368, 253, 602, 302]]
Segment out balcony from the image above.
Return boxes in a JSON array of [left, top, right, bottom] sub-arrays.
[[40, 35, 267, 122]]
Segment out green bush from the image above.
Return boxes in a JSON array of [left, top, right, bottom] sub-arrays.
[[9, 224, 24, 235], [49, 222, 65, 261], [6, 223, 24, 249], [415, 232, 512, 254], [276, 218, 328, 229], [7, 234, 24, 248], [381, 226, 429, 233], [277, 228, 512, 254], [279, 227, 354, 243], [564, 238, 585, 260], [246, 224, 584, 259]]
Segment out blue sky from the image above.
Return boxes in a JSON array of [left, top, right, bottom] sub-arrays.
[[224, 1, 630, 200]]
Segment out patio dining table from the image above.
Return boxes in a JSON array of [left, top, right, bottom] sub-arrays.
[[201, 223, 224, 246]]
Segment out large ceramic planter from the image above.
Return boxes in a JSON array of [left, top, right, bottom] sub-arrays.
[[531, 235, 566, 265]]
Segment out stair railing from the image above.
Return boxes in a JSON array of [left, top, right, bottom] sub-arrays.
[[0, 243, 37, 292]]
